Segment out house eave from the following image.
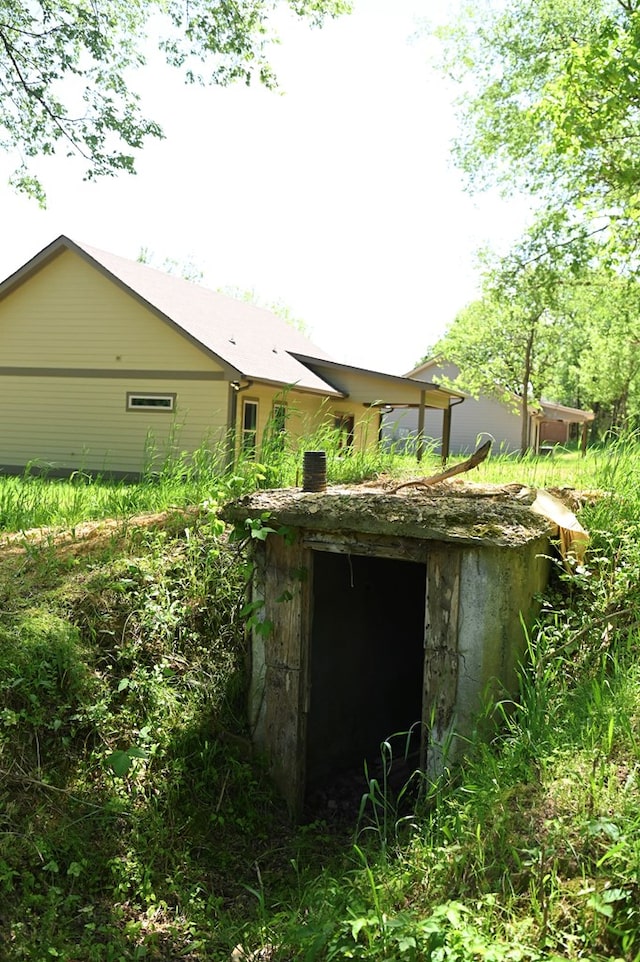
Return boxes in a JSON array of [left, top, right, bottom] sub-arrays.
[[250, 376, 345, 399], [290, 353, 465, 408], [534, 402, 596, 423]]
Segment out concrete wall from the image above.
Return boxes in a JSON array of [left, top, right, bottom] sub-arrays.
[[244, 521, 551, 816], [426, 536, 550, 772]]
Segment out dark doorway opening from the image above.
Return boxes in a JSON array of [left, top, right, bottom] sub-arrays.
[[305, 551, 426, 797]]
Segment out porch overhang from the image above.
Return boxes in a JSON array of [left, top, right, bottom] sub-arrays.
[[290, 353, 465, 462]]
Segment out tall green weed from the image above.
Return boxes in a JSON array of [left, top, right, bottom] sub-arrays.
[[1, 434, 640, 960]]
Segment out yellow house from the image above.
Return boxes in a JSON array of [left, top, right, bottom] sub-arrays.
[[0, 236, 462, 477]]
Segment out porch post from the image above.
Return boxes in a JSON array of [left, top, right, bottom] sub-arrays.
[[532, 417, 540, 455], [416, 390, 426, 463], [441, 404, 452, 465]]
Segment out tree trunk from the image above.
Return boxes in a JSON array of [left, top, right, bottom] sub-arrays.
[[520, 321, 537, 457], [520, 392, 530, 457]]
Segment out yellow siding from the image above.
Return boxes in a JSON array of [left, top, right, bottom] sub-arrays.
[[285, 397, 380, 452], [340, 374, 450, 410], [331, 400, 381, 452], [0, 250, 223, 372], [0, 376, 229, 475], [236, 384, 381, 456], [237, 384, 289, 449], [0, 247, 395, 473]]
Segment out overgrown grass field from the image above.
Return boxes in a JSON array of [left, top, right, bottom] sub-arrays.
[[0, 438, 639, 961]]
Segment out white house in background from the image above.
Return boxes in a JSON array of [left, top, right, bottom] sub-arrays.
[[382, 359, 595, 457]]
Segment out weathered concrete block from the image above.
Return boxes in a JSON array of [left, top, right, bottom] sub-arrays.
[[222, 480, 553, 817]]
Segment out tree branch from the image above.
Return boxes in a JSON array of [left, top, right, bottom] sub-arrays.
[[0, 28, 98, 164], [390, 440, 492, 493]]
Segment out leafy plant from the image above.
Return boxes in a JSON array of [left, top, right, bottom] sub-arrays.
[[0, 435, 639, 961]]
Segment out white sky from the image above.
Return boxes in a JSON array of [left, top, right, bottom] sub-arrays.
[[0, 0, 532, 376]]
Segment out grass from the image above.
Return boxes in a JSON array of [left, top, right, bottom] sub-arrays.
[[0, 433, 639, 960], [0, 441, 605, 538], [0, 425, 408, 534]]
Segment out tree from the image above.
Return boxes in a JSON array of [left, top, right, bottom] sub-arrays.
[[436, 297, 554, 458], [138, 247, 204, 283], [0, 0, 351, 204], [435, 0, 640, 249], [558, 272, 640, 432], [436, 254, 640, 445], [432, 0, 640, 439], [433, 216, 594, 455]]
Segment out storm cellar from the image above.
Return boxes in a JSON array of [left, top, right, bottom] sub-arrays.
[[222, 482, 555, 819]]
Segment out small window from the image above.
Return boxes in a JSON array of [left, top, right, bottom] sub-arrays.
[[126, 393, 176, 412], [242, 399, 259, 455]]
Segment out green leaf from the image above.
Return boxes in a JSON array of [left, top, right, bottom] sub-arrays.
[[240, 599, 265, 618], [397, 935, 417, 953], [3, 0, 350, 202], [587, 893, 614, 917], [254, 618, 274, 637], [275, 590, 294, 603], [106, 750, 133, 776], [587, 817, 620, 839]]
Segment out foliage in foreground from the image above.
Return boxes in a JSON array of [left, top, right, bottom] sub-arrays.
[[436, 0, 640, 241], [0, 438, 639, 959], [2, 0, 350, 203]]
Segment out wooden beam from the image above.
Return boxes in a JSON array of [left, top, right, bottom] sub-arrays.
[[302, 533, 428, 564], [416, 389, 426, 463], [391, 440, 492, 493], [441, 404, 452, 465], [421, 548, 461, 772], [262, 534, 311, 819]]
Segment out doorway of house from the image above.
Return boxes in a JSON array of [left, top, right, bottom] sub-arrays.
[[305, 550, 426, 797]]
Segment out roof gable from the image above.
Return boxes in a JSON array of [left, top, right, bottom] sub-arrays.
[[405, 356, 442, 379], [0, 235, 341, 396], [0, 237, 464, 409]]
